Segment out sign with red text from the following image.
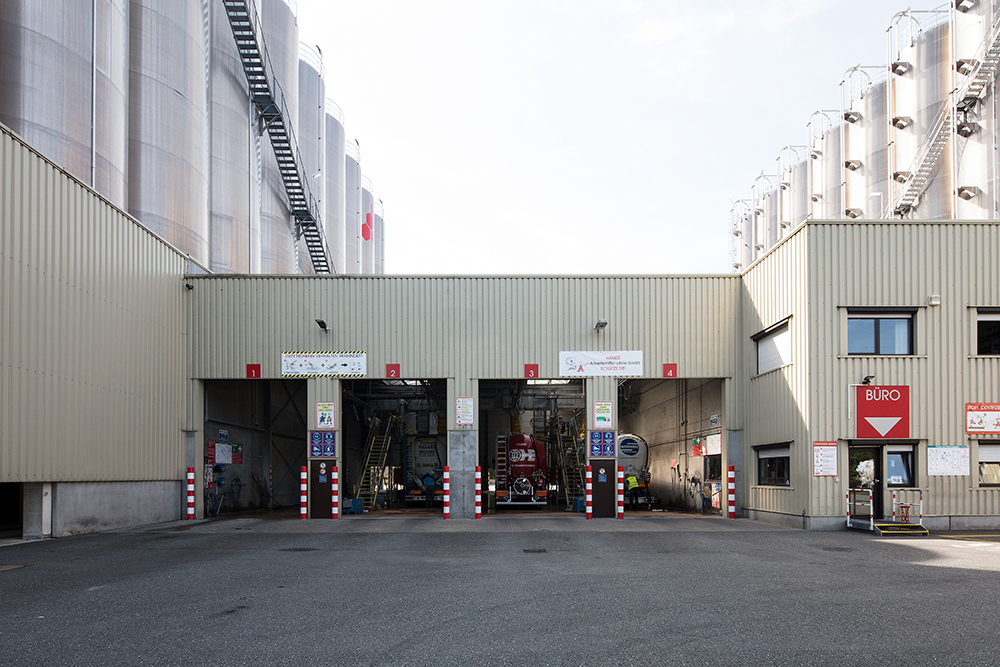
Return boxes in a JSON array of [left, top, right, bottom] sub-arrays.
[[559, 351, 643, 376], [856, 386, 910, 439], [966, 403, 1000, 434], [813, 442, 838, 476]]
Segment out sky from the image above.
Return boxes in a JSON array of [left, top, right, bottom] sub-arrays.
[[296, 0, 944, 276]]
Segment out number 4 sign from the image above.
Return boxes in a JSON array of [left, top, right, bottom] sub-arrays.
[[663, 363, 678, 378]]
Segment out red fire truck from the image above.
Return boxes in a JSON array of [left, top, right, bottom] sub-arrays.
[[496, 433, 547, 505]]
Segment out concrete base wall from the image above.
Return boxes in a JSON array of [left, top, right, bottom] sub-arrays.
[[52, 481, 182, 537], [922, 515, 1000, 531]]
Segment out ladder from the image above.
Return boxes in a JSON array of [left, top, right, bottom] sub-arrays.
[[222, 0, 333, 273], [557, 427, 585, 507], [355, 419, 393, 510], [495, 434, 508, 500], [890, 8, 1000, 217]]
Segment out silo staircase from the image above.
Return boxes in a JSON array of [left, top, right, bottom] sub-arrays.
[[556, 427, 585, 508], [222, 0, 333, 274], [355, 419, 394, 511], [890, 8, 1000, 217]]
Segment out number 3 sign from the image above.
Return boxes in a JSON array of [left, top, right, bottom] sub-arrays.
[[524, 364, 539, 379]]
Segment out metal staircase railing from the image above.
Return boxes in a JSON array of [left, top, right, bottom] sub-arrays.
[[889, 8, 1000, 217], [355, 419, 393, 510], [557, 427, 585, 506], [222, 0, 333, 273]]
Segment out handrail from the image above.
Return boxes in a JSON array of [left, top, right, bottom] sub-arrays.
[[891, 489, 924, 524], [846, 487, 874, 531]]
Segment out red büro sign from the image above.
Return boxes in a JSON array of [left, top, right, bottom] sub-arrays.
[[856, 385, 910, 439]]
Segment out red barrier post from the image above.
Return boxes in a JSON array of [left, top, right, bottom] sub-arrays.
[[585, 466, 593, 519], [300, 466, 308, 520], [332, 465, 339, 519], [728, 465, 736, 519], [475, 466, 482, 519], [617, 466, 625, 519], [186, 467, 195, 520], [443, 466, 450, 519]]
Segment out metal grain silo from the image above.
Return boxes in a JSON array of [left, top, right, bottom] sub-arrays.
[[208, 0, 257, 274], [258, 0, 299, 273], [128, 0, 210, 265], [345, 138, 361, 274], [374, 199, 385, 274], [751, 174, 777, 259], [361, 176, 374, 274], [324, 99, 346, 273], [777, 146, 808, 235], [0, 0, 129, 209], [840, 66, 886, 220], [730, 200, 752, 271], [295, 42, 324, 275], [953, 0, 995, 219], [807, 111, 842, 220]]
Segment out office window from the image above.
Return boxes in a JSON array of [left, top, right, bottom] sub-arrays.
[[755, 321, 790, 375], [756, 444, 790, 486], [704, 454, 722, 482], [978, 310, 1000, 355], [979, 443, 1000, 486], [848, 312, 913, 355], [886, 444, 914, 487]]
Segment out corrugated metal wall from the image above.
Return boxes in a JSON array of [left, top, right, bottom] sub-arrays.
[[0, 123, 189, 483], [744, 219, 1000, 521], [187, 275, 741, 382]]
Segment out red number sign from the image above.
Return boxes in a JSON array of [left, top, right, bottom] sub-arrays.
[[524, 364, 539, 379], [386, 364, 401, 378], [663, 363, 677, 378], [246, 364, 261, 378]]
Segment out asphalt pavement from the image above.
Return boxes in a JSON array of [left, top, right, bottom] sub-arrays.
[[1, 510, 999, 666]]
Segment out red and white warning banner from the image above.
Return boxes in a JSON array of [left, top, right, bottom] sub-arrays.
[[966, 403, 1000, 435], [559, 351, 643, 377]]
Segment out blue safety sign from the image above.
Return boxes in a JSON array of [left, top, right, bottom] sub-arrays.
[[589, 431, 602, 445], [322, 444, 336, 457], [598, 474, 607, 482], [590, 443, 603, 457], [310, 432, 323, 445], [323, 432, 335, 445], [602, 431, 615, 444], [603, 443, 616, 456], [310, 444, 323, 457]]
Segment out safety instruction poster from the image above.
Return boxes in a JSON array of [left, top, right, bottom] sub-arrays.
[[966, 403, 1000, 434], [813, 442, 838, 476], [281, 352, 366, 377], [928, 445, 970, 476], [316, 402, 335, 429], [594, 401, 614, 428], [559, 351, 643, 376], [455, 397, 474, 425]]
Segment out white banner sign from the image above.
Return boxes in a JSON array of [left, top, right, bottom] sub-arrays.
[[559, 351, 643, 377], [928, 445, 970, 476], [282, 352, 367, 377]]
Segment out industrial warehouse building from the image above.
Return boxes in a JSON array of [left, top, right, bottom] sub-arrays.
[[2, 0, 1000, 538], [2, 120, 999, 538]]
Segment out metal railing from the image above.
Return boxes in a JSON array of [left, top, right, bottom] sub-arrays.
[[846, 488, 874, 531]]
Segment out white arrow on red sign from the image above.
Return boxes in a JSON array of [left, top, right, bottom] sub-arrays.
[[856, 386, 910, 439], [863, 417, 901, 437]]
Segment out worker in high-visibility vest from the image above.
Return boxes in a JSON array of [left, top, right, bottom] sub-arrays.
[[626, 474, 640, 510]]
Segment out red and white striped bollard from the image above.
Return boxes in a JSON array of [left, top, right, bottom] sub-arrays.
[[727, 465, 736, 519], [585, 466, 593, 519], [186, 467, 195, 520], [332, 465, 339, 519], [617, 466, 625, 519], [475, 466, 482, 519], [300, 466, 308, 520], [443, 466, 450, 519]]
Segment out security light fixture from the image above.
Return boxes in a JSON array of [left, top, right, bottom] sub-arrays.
[[594, 319, 608, 331], [184, 283, 194, 290], [861, 375, 875, 385], [928, 295, 942, 306], [315, 319, 330, 332]]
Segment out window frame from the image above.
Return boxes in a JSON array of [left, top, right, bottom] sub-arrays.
[[753, 317, 791, 376], [977, 308, 1000, 356], [847, 308, 916, 356], [886, 444, 915, 488], [979, 442, 1000, 487], [755, 443, 791, 487]]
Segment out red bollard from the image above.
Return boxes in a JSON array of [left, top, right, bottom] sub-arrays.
[[728, 465, 736, 519], [617, 466, 625, 519], [186, 467, 195, 520], [332, 465, 339, 519], [475, 466, 482, 519], [585, 466, 593, 519], [300, 466, 307, 520], [443, 466, 450, 519]]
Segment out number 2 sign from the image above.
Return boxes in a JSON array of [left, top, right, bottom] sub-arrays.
[[386, 364, 401, 378]]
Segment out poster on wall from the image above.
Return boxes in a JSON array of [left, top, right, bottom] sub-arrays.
[[559, 351, 643, 376], [705, 434, 722, 456], [966, 403, 1000, 434], [813, 442, 838, 476], [316, 402, 336, 429], [281, 352, 367, 377], [594, 401, 614, 428], [928, 445, 970, 476], [456, 397, 475, 425]]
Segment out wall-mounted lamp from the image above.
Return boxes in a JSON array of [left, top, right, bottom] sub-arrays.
[[184, 283, 194, 290], [928, 294, 942, 306], [594, 319, 608, 331], [861, 375, 875, 385], [315, 319, 330, 333]]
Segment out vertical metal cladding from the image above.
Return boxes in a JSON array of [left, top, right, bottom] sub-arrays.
[[258, 0, 299, 273], [361, 176, 374, 274], [324, 99, 346, 273], [0, 0, 129, 209], [374, 199, 385, 274], [128, 0, 210, 265], [345, 138, 361, 274], [208, 0, 254, 273]]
